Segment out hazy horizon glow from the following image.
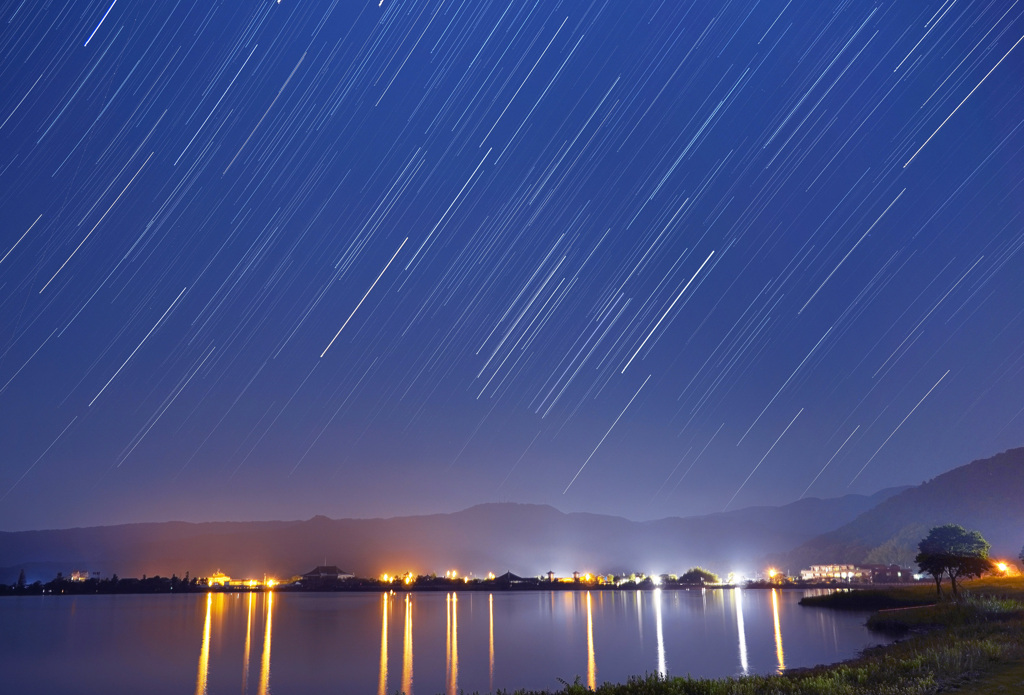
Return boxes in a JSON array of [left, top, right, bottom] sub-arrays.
[[1, 0, 1022, 531]]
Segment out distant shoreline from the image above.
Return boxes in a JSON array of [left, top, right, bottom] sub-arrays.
[[1, 576, 917, 597]]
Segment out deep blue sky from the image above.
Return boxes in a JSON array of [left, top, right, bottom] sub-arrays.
[[1, 0, 1022, 531]]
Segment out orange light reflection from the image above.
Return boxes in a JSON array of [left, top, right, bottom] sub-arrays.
[[488, 593, 495, 691], [242, 592, 253, 693], [402, 594, 413, 695], [772, 588, 786, 673], [194, 592, 212, 695], [257, 590, 274, 695], [379, 592, 389, 695], [586, 591, 596, 690]]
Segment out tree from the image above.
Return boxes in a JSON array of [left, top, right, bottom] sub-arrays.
[[916, 551, 947, 598], [916, 524, 992, 599], [16, 569, 26, 590], [679, 567, 720, 585]]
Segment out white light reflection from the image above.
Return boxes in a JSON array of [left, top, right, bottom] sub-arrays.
[[635, 589, 643, 644], [734, 588, 748, 675], [654, 587, 667, 677]]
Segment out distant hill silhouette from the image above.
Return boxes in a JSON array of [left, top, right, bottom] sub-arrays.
[[0, 489, 901, 584], [778, 447, 1024, 571]]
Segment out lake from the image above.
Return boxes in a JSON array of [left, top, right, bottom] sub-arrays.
[[0, 588, 890, 694]]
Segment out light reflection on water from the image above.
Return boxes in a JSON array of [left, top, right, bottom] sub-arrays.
[[446, 592, 458, 695], [378, 592, 388, 695], [772, 588, 786, 673], [586, 591, 596, 690], [402, 594, 413, 695], [493, 589, 497, 691], [242, 592, 253, 693], [654, 588, 666, 678], [257, 589, 273, 695], [735, 586, 749, 674], [1, 589, 891, 694], [194, 592, 211, 695]]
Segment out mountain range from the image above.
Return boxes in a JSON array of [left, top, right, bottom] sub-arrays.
[[2, 447, 1022, 584]]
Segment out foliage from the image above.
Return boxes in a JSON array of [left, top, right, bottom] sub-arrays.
[[915, 524, 992, 599], [678, 567, 719, 585], [863, 523, 927, 567]]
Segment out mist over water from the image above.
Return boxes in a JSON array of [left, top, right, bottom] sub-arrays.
[[1, 589, 890, 693]]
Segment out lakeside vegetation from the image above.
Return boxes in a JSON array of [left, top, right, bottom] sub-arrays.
[[480, 576, 1024, 695]]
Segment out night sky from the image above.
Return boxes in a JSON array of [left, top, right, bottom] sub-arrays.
[[2, 0, 1023, 531]]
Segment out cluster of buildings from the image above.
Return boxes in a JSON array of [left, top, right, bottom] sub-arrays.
[[797, 564, 917, 583]]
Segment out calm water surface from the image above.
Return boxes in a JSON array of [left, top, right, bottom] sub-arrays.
[[1, 588, 890, 694]]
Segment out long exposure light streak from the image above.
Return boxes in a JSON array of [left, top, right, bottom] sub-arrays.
[[321, 238, 407, 358], [564, 374, 651, 494]]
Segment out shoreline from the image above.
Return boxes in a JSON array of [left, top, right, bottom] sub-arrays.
[[498, 576, 1024, 695]]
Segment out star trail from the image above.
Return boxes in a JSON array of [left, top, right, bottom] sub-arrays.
[[1, 0, 1022, 530]]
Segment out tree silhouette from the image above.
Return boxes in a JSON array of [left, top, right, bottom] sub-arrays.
[[915, 524, 991, 599], [679, 567, 720, 585]]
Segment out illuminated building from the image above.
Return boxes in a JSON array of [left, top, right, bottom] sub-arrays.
[[208, 571, 232, 586], [799, 563, 916, 583]]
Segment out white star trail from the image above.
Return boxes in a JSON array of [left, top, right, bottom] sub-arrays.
[[564, 374, 651, 494]]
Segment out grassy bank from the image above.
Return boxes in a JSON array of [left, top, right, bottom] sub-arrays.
[[468, 577, 1024, 695]]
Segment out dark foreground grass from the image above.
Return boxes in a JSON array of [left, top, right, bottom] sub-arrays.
[[433, 577, 1024, 695]]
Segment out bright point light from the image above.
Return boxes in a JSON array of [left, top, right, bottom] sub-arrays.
[[767, 568, 777, 578], [997, 562, 1008, 573]]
